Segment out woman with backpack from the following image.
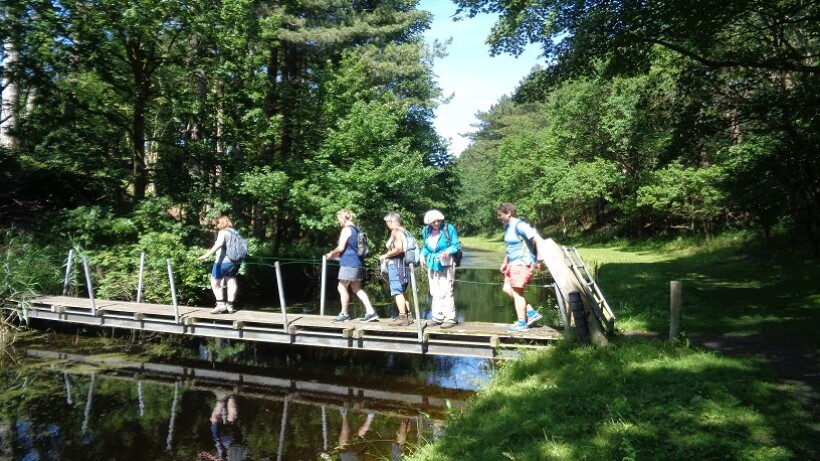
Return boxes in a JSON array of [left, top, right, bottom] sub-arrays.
[[197, 215, 242, 314], [380, 211, 414, 326], [420, 210, 461, 329], [325, 209, 378, 323], [496, 203, 546, 332]]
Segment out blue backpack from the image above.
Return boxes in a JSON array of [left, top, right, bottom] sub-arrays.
[[225, 228, 248, 263]]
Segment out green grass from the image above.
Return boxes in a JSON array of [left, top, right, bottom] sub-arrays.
[[407, 231, 820, 461], [409, 340, 814, 461]]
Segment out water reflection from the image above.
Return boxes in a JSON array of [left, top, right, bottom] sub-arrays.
[[0, 348, 471, 460]]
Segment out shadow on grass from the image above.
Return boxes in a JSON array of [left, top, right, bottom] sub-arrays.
[[595, 240, 820, 372], [409, 339, 817, 461]]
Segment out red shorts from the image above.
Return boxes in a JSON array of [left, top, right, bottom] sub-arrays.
[[503, 264, 534, 289]]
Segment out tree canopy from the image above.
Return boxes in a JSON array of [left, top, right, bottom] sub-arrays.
[[451, 0, 820, 254]]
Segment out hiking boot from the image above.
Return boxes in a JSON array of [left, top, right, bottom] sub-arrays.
[[210, 302, 228, 315], [358, 312, 379, 322], [389, 314, 413, 326], [526, 311, 542, 326], [505, 321, 529, 332], [332, 312, 351, 323], [440, 320, 457, 329]]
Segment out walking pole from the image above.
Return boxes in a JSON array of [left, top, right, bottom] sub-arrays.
[[63, 249, 74, 296], [136, 252, 145, 303], [167, 259, 179, 324], [320, 255, 327, 316], [275, 262, 288, 333], [82, 256, 96, 316], [409, 263, 423, 343]]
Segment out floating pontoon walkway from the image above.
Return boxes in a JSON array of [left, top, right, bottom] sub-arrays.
[[20, 295, 562, 359]]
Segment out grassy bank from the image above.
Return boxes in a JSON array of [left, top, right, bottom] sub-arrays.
[[409, 232, 819, 460]]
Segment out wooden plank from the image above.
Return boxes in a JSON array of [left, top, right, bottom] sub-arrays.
[[539, 238, 608, 345]]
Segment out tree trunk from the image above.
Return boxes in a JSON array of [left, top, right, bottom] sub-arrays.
[[128, 41, 150, 201], [1, 39, 19, 149]]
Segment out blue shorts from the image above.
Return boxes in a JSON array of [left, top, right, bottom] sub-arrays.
[[212, 262, 239, 279], [387, 264, 408, 296]]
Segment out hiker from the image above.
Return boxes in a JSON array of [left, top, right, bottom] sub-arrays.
[[420, 209, 461, 329], [325, 209, 378, 323], [379, 211, 413, 326], [198, 215, 240, 314], [496, 203, 545, 332], [197, 391, 248, 461], [337, 408, 375, 461]]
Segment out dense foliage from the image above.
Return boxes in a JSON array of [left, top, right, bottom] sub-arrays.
[[451, 0, 820, 256], [1, 0, 453, 254]]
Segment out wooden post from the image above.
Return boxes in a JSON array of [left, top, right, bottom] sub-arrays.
[[166, 259, 179, 324], [62, 249, 74, 296], [669, 280, 682, 339], [82, 256, 96, 316], [136, 252, 145, 303], [409, 263, 423, 343], [275, 262, 288, 333], [320, 255, 327, 316]]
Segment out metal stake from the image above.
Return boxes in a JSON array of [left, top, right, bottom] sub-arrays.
[[409, 264, 423, 343], [275, 262, 288, 333], [320, 255, 327, 316], [82, 256, 96, 316], [63, 249, 74, 296], [166, 259, 179, 324], [136, 252, 145, 303]]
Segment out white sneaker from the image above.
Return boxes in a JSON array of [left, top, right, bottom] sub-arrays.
[[358, 312, 379, 322], [332, 312, 351, 323], [210, 304, 228, 314], [526, 311, 543, 326]]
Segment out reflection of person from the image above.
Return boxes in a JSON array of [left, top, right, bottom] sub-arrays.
[[197, 392, 248, 461], [197, 215, 240, 314], [420, 210, 460, 329], [325, 209, 378, 323], [380, 212, 413, 326], [391, 418, 411, 461], [496, 203, 545, 332], [338, 408, 374, 461]]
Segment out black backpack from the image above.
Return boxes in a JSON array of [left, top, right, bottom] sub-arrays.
[[353, 226, 369, 258], [225, 228, 248, 263]]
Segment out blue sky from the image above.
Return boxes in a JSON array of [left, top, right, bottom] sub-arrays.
[[418, 1, 542, 156]]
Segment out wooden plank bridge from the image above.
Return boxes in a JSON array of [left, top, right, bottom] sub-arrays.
[[20, 294, 563, 359], [17, 238, 618, 358]]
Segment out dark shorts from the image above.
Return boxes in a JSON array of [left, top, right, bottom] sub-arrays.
[[338, 266, 365, 282], [212, 262, 239, 279]]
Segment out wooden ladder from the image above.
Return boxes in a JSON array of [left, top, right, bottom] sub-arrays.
[[561, 246, 616, 331]]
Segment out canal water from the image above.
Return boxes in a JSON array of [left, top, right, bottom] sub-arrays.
[[0, 250, 557, 460]]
